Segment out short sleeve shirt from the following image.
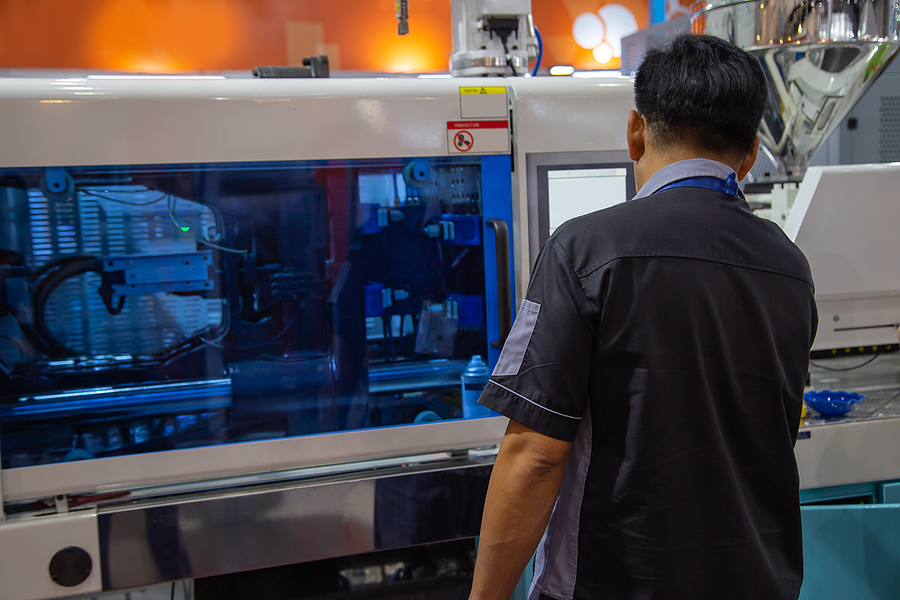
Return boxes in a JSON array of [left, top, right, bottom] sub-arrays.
[[478, 161, 818, 600]]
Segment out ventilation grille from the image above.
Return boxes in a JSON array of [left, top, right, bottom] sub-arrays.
[[27, 188, 223, 357], [879, 95, 900, 162]]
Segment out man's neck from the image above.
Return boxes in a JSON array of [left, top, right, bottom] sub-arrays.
[[634, 148, 742, 192], [633, 158, 738, 200]]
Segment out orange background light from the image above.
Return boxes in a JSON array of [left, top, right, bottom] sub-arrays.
[[0, 0, 687, 73]]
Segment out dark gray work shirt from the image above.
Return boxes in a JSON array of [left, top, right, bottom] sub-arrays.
[[479, 165, 818, 600]]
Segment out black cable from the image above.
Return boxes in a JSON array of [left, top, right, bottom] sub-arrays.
[[99, 284, 127, 315], [29, 255, 97, 285], [13, 255, 129, 357], [106, 294, 126, 315], [31, 258, 100, 358], [500, 37, 519, 76], [809, 351, 884, 372]]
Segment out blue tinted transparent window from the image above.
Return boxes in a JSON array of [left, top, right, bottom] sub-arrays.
[[0, 157, 501, 468]]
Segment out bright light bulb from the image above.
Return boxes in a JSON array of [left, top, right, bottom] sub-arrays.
[[593, 42, 614, 64], [573, 13, 606, 50], [549, 65, 576, 76]]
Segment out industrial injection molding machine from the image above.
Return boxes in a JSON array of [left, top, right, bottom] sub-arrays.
[[3, 1, 900, 597], [0, 74, 639, 600]]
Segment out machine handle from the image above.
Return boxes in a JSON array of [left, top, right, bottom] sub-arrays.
[[487, 218, 512, 349]]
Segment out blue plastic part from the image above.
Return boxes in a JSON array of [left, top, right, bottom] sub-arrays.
[[364, 283, 385, 317], [41, 167, 75, 200], [360, 203, 382, 235], [44, 167, 69, 194], [650, 0, 667, 25], [531, 26, 543, 77], [440, 214, 482, 246], [480, 154, 515, 370], [461, 355, 494, 418], [412, 157, 430, 182], [64, 448, 95, 461], [413, 410, 442, 423], [402, 161, 429, 190], [804, 390, 864, 416], [448, 293, 484, 326]]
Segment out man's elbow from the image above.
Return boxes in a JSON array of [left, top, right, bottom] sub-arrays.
[[500, 420, 573, 475]]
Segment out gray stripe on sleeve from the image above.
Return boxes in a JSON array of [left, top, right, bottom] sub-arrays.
[[492, 299, 541, 377], [529, 407, 592, 600]]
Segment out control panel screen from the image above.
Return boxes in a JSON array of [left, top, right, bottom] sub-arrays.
[[547, 167, 629, 236]]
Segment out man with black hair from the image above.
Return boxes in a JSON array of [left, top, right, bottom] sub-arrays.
[[469, 34, 817, 600]]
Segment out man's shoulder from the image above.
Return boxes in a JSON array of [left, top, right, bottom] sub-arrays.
[[548, 189, 814, 286], [547, 191, 708, 271], [550, 196, 651, 247], [546, 202, 641, 276]]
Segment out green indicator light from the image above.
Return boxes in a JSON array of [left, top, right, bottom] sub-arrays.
[[180, 226, 191, 232]]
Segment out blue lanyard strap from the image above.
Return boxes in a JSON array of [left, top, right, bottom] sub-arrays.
[[656, 172, 740, 197]]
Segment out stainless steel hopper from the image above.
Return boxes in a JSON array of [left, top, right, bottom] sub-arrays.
[[692, 0, 900, 179]]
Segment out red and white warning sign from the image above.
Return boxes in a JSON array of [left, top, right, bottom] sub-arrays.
[[447, 120, 509, 154]]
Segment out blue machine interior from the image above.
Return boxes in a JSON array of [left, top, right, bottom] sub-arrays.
[[0, 156, 510, 469]]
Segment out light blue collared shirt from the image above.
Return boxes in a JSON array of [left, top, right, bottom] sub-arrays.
[[633, 158, 737, 200]]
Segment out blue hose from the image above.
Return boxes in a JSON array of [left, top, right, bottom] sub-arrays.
[[531, 26, 543, 77]]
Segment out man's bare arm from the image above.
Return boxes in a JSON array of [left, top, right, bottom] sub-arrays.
[[469, 419, 573, 600]]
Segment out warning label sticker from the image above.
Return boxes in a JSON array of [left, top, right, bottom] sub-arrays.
[[453, 130, 475, 152], [459, 86, 507, 95], [459, 86, 508, 119], [447, 120, 509, 154]]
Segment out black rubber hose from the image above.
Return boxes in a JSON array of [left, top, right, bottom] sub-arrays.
[[29, 255, 98, 285], [32, 259, 100, 358]]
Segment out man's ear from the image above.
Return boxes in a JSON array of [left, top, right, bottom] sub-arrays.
[[737, 136, 761, 181], [627, 110, 646, 162]]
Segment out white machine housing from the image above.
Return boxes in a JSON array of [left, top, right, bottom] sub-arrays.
[[785, 163, 900, 351]]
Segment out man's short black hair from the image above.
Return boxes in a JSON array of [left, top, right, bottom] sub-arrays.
[[634, 34, 767, 161]]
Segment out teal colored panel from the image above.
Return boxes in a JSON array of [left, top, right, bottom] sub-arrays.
[[882, 483, 900, 504], [800, 483, 877, 505], [800, 504, 900, 600], [510, 556, 534, 600], [475, 538, 533, 600]]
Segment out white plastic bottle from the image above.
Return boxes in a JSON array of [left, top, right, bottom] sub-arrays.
[[461, 355, 492, 418]]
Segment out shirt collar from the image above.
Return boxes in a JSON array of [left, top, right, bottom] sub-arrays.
[[633, 158, 737, 200]]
